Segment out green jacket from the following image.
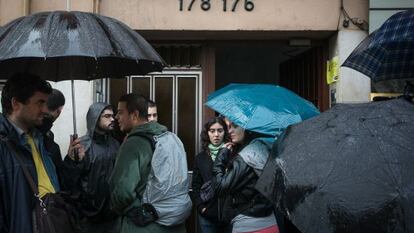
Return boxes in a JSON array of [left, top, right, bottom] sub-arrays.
[[109, 122, 186, 233]]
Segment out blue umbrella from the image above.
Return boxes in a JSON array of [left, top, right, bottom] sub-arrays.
[[342, 10, 414, 82], [205, 84, 320, 136]]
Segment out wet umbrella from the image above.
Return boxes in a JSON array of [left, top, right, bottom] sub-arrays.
[[205, 84, 320, 137], [342, 10, 414, 82], [0, 11, 166, 135], [0, 11, 165, 80], [256, 98, 414, 233]]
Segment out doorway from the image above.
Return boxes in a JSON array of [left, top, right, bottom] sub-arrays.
[[215, 41, 329, 111], [108, 69, 203, 168]]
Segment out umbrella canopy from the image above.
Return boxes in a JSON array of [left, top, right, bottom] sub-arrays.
[[0, 11, 165, 136], [342, 10, 414, 82], [205, 84, 320, 136], [256, 98, 414, 233], [0, 11, 166, 81]]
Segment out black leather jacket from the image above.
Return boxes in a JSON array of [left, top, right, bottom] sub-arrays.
[[213, 147, 273, 221]]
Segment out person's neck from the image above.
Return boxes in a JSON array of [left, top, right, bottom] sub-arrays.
[[133, 118, 148, 128], [94, 128, 107, 136], [7, 114, 29, 133]]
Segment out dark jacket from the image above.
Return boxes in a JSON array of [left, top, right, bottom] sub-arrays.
[[192, 150, 220, 220], [39, 116, 72, 191], [213, 138, 274, 221], [0, 114, 59, 233], [63, 103, 120, 233]]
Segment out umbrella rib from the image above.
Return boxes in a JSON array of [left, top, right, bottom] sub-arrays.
[[359, 114, 402, 193], [89, 14, 102, 60]]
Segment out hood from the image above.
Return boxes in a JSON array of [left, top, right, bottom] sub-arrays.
[[80, 102, 111, 150], [128, 121, 168, 138], [86, 102, 111, 138], [239, 137, 274, 175]]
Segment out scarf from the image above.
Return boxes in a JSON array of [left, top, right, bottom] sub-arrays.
[[208, 143, 223, 161]]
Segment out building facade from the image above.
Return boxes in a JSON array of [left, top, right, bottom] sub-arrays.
[[0, 0, 376, 232], [0, 0, 371, 155]]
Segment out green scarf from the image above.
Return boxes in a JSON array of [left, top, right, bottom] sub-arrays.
[[208, 143, 223, 161]]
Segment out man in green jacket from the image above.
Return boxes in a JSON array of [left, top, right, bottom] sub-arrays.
[[109, 93, 186, 233]]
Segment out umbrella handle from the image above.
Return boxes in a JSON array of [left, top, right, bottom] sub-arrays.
[[71, 80, 77, 135], [71, 133, 79, 161]]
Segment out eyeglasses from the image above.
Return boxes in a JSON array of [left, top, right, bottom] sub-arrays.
[[101, 114, 114, 119]]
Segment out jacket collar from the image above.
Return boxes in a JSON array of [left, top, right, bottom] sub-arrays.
[[0, 114, 42, 147]]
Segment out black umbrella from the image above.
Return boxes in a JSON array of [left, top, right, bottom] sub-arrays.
[[0, 11, 165, 80], [0, 11, 166, 135], [256, 98, 414, 233]]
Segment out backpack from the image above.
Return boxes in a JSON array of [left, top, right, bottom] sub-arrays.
[[130, 131, 192, 226]]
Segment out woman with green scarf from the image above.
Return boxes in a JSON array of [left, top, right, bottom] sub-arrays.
[[192, 117, 231, 233]]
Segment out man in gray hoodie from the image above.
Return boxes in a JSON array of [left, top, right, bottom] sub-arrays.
[[64, 102, 120, 233]]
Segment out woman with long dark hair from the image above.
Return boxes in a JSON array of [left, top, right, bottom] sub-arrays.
[[213, 118, 279, 233], [192, 117, 231, 233]]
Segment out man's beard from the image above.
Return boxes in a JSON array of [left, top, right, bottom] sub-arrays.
[[97, 122, 114, 133]]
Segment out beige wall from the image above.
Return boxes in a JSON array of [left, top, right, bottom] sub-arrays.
[[1, 0, 369, 32], [0, 0, 25, 25], [99, 0, 341, 31], [0, 0, 94, 25], [328, 0, 370, 104], [30, 0, 94, 13]]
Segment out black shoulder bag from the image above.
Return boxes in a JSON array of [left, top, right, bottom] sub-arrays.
[[5, 139, 79, 233]]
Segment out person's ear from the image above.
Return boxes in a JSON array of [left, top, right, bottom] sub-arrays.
[[132, 110, 140, 120], [11, 97, 22, 111]]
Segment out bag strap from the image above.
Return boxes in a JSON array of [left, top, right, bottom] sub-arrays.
[[0, 136, 40, 197], [128, 132, 156, 151]]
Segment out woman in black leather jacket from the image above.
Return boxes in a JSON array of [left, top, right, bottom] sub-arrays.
[[192, 117, 232, 233], [212, 118, 279, 233]]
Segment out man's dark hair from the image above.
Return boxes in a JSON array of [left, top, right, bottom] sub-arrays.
[[148, 99, 157, 108], [1, 73, 52, 115], [47, 89, 65, 111], [119, 93, 148, 119]]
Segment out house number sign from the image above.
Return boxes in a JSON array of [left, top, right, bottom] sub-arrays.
[[179, 0, 254, 12]]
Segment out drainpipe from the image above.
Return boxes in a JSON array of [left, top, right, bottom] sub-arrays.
[[23, 0, 30, 16], [66, 0, 71, 11], [93, 0, 100, 13]]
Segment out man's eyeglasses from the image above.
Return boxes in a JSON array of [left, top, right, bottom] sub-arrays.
[[101, 114, 114, 119]]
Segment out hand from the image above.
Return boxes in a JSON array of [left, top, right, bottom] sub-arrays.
[[223, 142, 235, 150], [67, 135, 86, 161], [217, 147, 232, 165]]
